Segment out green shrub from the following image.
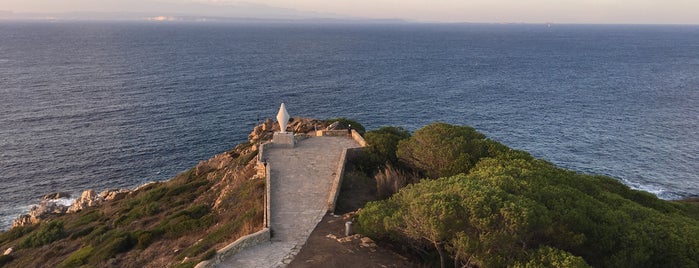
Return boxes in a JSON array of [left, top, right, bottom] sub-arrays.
[[157, 205, 214, 239], [72, 210, 101, 227], [396, 122, 498, 178], [0, 225, 35, 244], [141, 186, 167, 203], [0, 255, 14, 266], [135, 229, 164, 249], [164, 180, 211, 204], [18, 220, 66, 248], [58, 245, 93, 268], [177, 210, 256, 260], [363, 126, 411, 169], [89, 231, 136, 262], [84, 225, 109, 241], [69, 226, 95, 240], [512, 246, 589, 268], [360, 157, 699, 267]]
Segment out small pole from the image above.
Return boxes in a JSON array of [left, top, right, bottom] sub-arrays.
[[345, 221, 354, 236]]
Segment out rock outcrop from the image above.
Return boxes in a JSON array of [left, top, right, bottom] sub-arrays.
[[12, 189, 129, 228], [10, 190, 76, 228], [248, 117, 324, 143], [101, 189, 130, 202], [11, 215, 35, 228], [67, 190, 103, 213], [42, 192, 71, 200], [287, 117, 323, 134], [11, 199, 68, 228], [248, 118, 276, 143]]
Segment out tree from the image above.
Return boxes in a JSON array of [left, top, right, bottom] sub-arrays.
[[359, 122, 699, 268], [511, 246, 589, 268], [388, 189, 465, 268], [363, 126, 411, 167], [396, 122, 498, 178]]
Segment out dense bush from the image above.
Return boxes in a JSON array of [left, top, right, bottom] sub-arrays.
[[359, 123, 699, 268], [18, 220, 66, 248], [363, 126, 411, 169], [360, 157, 699, 267], [396, 122, 508, 178], [88, 230, 136, 261], [58, 246, 93, 268], [0, 225, 35, 245], [0, 255, 14, 266]]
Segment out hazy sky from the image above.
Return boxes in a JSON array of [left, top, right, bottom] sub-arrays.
[[2, 0, 699, 24]]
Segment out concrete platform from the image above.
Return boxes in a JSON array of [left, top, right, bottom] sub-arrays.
[[216, 136, 360, 268]]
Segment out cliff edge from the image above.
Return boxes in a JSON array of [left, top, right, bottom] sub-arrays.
[[0, 117, 329, 268]]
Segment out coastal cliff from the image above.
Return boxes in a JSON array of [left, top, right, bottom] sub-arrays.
[[0, 117, 346, 267], [1, 142, 262, 267], [3, 119, 697, 268]]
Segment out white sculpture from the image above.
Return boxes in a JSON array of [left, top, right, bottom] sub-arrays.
[[276, 103, 290, 133]]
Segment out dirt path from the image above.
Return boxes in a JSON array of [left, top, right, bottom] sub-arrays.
[[288, 166, 422, 268], [288, 213, 418, 268]]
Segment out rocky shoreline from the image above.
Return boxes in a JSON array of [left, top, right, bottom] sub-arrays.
[[11, 187, 144, 229], [9, 117, 336, 231]]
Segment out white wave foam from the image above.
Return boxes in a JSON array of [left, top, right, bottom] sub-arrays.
[[51, 197, 76, 207], [621, 178, 684, 200]]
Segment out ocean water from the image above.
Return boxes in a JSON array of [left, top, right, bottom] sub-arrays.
[[1, 22, 698, 230]]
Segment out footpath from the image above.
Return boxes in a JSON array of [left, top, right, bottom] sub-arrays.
[[216, 136, 360, 267]]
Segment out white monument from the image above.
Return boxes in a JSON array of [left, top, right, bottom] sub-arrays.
[[276, 102, 290, 133], [273, 102, 295, 147]]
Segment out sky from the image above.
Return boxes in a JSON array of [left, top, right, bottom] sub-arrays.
[[1, 0, 698, 24]]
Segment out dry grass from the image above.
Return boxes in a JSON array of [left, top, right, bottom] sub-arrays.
[[375, 165, 418, 199]]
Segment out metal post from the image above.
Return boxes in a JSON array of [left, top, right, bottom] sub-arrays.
[[345, 221, 354, 236]]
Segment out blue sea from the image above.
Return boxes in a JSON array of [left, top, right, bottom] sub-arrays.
[[1, 22, 698, 230]]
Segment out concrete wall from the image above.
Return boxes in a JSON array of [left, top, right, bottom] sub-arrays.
[[317, 130, 348, 137], [326, 148, 348, 213], [197, 132, 365, 266], [350, 129, 368, 147], [316, 129, 366, 146], [195, 228, 271, 268], [326, 132, 366, 213], [264, 161, 271, 228]]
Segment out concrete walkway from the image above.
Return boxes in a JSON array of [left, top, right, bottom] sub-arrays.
[[216, 136, 360, 268]]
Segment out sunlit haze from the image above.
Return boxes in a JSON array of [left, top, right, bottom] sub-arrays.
[[1, 0, 698, 24]]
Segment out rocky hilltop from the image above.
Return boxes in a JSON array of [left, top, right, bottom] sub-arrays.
[[9, 117, 330, 230], [0, 117, 342, 268]]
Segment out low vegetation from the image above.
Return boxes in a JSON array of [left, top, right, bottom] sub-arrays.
[[355, 122, 699, 268], [3, 119, 696, 268], [0, 142, 264, 267]]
